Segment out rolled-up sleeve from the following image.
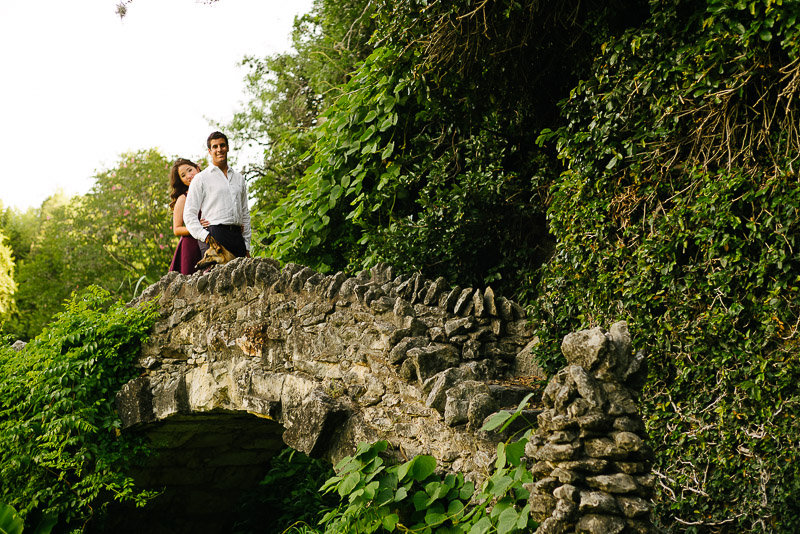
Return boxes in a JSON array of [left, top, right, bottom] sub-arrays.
[[184, 179, 209, 243], [241, 177, 251, 252]]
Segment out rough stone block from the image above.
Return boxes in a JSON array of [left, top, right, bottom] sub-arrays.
[[616, 496, 651, 518], [535, 442, 579, 462], [443, 381, 492, 426], [444, 316, 475, 337], [409, 344, 460, 382], [567, 365, 605, 408], [453, 288, 474, 315], [585, 473, 638, 494], [282, 390, 349, 458], [423, 277, 448, 306], [533, 476, 561, 494], [551, 467, 580, 484], [614, 462, 648, 474], [558, 458, 609, 474], [483, 286, 498, 316], [575, 514, 625, 534], [529, 494, 557, 520], [560, 327, 611, 372], [579, 491, 619, 514], [553, 483, 580, 502], [472, 289, 485, 317], [116, 377, 155, 428], [388, 336, 428, 364], [613, 431, 644, 453], [423, 365, 480, 413], [393, 297, 415, 317]]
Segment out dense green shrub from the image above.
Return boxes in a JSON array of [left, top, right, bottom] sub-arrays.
[[318, 437, 535, 534], [0, 287, 158, 531], [247, 0, 643, 295]]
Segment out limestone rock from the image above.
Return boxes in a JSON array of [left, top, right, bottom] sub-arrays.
[[585, 473, 638, 494], [579, 491, 619, 514], [576, 514, 625, 534], [282, 390, 348, 458]]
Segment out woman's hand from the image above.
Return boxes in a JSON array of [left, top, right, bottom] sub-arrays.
[[200, 218, 210, 228]]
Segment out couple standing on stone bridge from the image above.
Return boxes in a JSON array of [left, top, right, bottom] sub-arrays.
[[168, 131, 251, 276]]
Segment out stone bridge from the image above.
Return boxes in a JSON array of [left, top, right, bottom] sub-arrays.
[[113, 258, 654, 533], [113, 259, 544, 532]]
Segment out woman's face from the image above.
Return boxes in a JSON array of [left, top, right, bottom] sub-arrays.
[[178, 164, 199, 187]]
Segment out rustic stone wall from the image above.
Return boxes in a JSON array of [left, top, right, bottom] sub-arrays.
[[526, 322, 655, 534], [117, 258, 541, 508]]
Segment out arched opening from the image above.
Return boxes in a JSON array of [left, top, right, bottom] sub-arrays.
[[94, 411, 288, 534]]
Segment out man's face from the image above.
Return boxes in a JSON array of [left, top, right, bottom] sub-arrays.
[[208, 138, 229, 167]]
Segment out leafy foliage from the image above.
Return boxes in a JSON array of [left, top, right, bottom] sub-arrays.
[[0, 205, 38, 265], [76, 149, 175, 284], [0, 287, 159, 531], [318, 434, 535, 534], [222, 0, 376, 249], [229, 0, 800, 531], [0, 502, 24, 534], [0, 231, 15, 328]]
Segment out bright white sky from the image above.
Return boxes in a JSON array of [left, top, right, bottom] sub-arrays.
[[0, 0, 313, 211]]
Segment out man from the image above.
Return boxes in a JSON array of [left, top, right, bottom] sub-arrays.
[[184, 131, 251, 258]]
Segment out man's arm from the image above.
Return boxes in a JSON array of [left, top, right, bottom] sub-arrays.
[[184, 178, 210, 243], [240, 174, 252, 253]]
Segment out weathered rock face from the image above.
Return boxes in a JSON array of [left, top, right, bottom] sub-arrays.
[[525, 322, 655, 534], [113, 258, 543, 531]]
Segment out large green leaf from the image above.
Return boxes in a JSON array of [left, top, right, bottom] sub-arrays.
[[0, 502, 24, 534]]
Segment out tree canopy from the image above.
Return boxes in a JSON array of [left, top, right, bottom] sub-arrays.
[[0, 230, 15, 327], [2, 149, 177, 340]]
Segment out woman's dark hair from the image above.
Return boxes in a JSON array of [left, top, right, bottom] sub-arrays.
[[169, 158, 200, 211]]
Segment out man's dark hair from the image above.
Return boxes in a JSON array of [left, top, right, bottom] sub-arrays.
[[207, 131, 229, 149]]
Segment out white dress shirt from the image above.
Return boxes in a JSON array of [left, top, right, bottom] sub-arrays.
[[183, 164, 251, 251]]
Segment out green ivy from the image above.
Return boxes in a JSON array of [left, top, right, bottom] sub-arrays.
[[0, 287, 159, 531], [531, 0, 800, 530], [233, 447, 338, 534], [266, 44, 411, 273], [317, 395, 538, 534]]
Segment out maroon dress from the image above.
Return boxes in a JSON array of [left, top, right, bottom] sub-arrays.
[[169, 235, 202, 275], [169, 197, 203, 275]]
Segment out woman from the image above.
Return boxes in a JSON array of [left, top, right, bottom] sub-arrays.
[[168, 158, 208, 275]]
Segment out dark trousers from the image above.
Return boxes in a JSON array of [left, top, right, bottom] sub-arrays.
[[208, 224, 247, 258]]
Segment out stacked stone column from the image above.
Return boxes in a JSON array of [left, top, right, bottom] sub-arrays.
[[526, 322, 655, 534]]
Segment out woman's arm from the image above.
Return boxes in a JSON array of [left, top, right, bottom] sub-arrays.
[[173, 195, 211, 236], [172, 195, 191, 236]]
